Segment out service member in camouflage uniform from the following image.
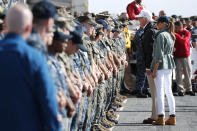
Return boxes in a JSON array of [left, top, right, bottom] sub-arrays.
[[47, 28, 75, 131], [96, 19, 120, 129], [77, 15, 104, 131], [133, 27, 149, 98]]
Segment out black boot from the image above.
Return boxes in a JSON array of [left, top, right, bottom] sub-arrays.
[[136, 92, 148, 98]]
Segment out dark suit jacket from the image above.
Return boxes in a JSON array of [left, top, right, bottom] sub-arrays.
[[141, 22, 157, 69]]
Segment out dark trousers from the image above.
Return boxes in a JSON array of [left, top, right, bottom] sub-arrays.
[[135, 56, 149, 93]]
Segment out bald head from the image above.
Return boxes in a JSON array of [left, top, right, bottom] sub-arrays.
[[6, 4, 33, 39], [159, 10, 166, 17]]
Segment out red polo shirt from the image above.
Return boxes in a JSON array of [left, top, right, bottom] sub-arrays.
[[174, 29, 191, 58], [127, 1, 144, 20]]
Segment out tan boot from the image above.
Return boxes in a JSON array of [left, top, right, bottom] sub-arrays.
[[165, 116, 176, 125], [114, 100, 123, 107], [152, 116, 165, 125], [107, 112, 118, 119], [92, 124, 110, 131], [118, 94, 127, 99], [102, 116, 115, 126], [97, 124, 110, 131]]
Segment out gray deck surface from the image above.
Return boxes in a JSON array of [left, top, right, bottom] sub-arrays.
[[113, 95, 197, 131]]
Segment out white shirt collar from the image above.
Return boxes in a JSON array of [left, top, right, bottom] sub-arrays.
[[143, 22, 149, 29]]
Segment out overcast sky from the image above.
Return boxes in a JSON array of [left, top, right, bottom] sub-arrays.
[[90, 0, 197, 17]]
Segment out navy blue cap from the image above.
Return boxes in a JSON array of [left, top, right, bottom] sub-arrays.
[[74, 20, 87, 33], [171, 15, 178, 19], [53, 27, 73, 41], [157, 16, 170, 24], [32, 0, 58, 20], [74, 20, 83, 32], [70, 31, 88, 52], [112, 28, 121, 33], [74, 20, 81, 26], [96, 19, 110, 30]]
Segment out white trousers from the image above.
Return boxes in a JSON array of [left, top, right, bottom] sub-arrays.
[[154, 69, 175, 116]]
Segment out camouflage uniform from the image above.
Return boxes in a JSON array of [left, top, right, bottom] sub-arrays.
[[102, 35, 114, 112], [57, 53, 75, 131], [111, 38, 122, 98], [47, 55, 69, 131], [84, 40, 104, 131], [118, 36, 126, 91], [97, 35, 117, 128], [105, 38, 118, 109], [77, 49, 90, 131], [80, 34, 99, 131], [93, 39, 108, 125], [27, 29, 48, 57], [70, 53, 83, 131], [133, 28, 149, 93]]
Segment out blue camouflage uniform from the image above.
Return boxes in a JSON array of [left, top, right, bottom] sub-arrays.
[[48, 54, 69, 131], [28, 29, 48, 57], [70, 52, 83, 131], [77, 49, 90, 131], [112, 38, 122, 97], [97, 37, 112, 124], [92, 41, 107, 124], [134, 27, 149, 93]]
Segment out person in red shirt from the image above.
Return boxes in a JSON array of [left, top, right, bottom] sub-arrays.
[[127, 0, 145, 20], [174, 21, 196, 96]]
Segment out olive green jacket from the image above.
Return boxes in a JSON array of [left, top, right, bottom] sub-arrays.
[[150, 31, 175, 71]]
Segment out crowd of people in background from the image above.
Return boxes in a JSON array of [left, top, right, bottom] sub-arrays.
[[0, 0, 197, 131], [126, 0, 197, 127]]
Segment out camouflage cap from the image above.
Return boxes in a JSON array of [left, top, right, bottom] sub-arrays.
[[55, 20, 75, 32], [96, 14, 109, 21], [83, 12, 96, 19], [56, 7, 76, 32], [99, 11, 110, 16], [106, 18, 115, 28], [77, 15, 96, 26], [96, 11, 111, 20], [53, 26, 73, 41], [112, 26, 121, 33], [57, 7, 74, 20]]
